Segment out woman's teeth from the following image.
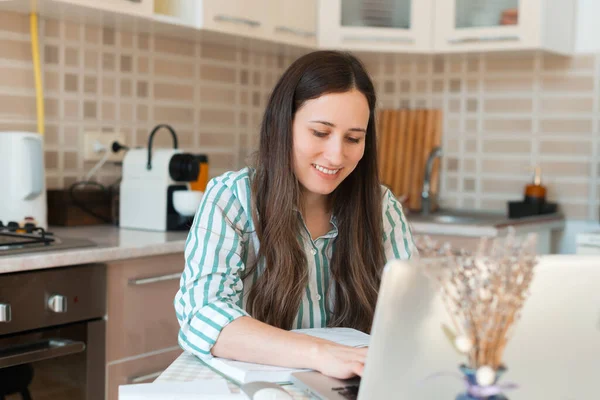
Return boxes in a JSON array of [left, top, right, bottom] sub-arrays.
[[312, 164, 340, 175]]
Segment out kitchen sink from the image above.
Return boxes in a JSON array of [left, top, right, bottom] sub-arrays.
[[406, 209, 506, 226]]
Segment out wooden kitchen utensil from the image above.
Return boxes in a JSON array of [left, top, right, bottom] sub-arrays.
[[376, 108, 443, 212]]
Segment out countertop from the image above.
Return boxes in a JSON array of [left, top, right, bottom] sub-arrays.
[[0, 212, 566, 274], [0, 225, 188, 274], [407, 211, 565, 237]]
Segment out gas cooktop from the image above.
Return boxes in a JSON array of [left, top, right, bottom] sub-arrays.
[[0, 221, 96, 256]]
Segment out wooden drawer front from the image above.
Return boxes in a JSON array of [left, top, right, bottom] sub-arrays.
[[107, 348, 181, 400], [107, 254, 184, 362]]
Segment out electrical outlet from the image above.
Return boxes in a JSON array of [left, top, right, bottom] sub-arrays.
[[83, 132, 126, 162]]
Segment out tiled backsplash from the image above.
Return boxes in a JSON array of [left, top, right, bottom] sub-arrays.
[[0, 11, 598, 220]]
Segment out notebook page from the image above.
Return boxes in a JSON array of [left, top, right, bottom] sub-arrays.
[[291, 327, 370, 348]]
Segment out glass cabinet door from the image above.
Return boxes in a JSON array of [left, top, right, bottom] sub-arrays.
[[454, 0, 519, 29], [340, 0, 412, 30]]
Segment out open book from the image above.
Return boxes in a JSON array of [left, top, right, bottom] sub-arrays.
[[201, 327, 370, 385]]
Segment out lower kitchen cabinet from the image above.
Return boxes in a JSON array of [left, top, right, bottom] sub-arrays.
[[105, 253, 185, 399], [106, 347, 182, 400]]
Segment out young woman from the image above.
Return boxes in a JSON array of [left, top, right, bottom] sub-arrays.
[[174, 50, 416, 380]]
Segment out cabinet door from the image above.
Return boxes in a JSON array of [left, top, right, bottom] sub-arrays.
[[434, 0, 541, 52], [271, 0, 317, 48], [202, 0, 271, 41], [54, 0, 153, 16], [319, 0, 433, 53], [106, 254, 183, 362], [107, 348, 181, 400]]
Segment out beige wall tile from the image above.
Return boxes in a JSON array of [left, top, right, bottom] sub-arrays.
[[484, 77, 533, 92], [102, 102, 115, 120], [482, 159, 530, 175], [85, 26, 100, 43], [539, 140, 592, 155], [201, 45, 237, 62], [483, 119, 532, 133], [65, 48, 79, 67], [539, 97, 594, 113], [154, 106, 194, 124], [0, 12, 29, 33], [539, 161, 589, 177], [547, 182, 589, 200], [480, 199, 506, 210], [103, 78, 115, 96], [65, 100, 79, 118], [154, 59, 194, 78], [45, 151, 58, 169], [542, 54, 595, 71], [484, 56, 534, 73], [482, 140, 531, 154], [200, 132, 236, 147], [65, 21, 80, 41], [155, 37, 194, 57], [208, 153, 235, 169], [1, 40, 32, 62], [482, 179, 523, 194], [64, 151, 78, 170], [154, 82, 194, 101], [198, 109, 236, 126], [0, 95, 35, 116], [541, 76, 594, 92], [201, 86, 236, 104], [84, 50, 98, 70], [484, 98, 532, 113], [44, 19, 60, 37], [44, 71, 59, 91], [200, 65, 236, 83], [539, 119, 592, 133], [0, 67, 34, 89]]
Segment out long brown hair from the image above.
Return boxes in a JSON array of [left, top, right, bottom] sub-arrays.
[[245, 50, 384, 333]]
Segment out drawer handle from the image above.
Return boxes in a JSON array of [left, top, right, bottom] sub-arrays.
[[125, 0, 142, 2], [342, 35, 414, 44], [275, 25, 315, 38], [448, 35, 520, 44], [0, 339, 85, 369], [214, 14, 261, 28], [128, 370, 163, 384], [128, 272, 181, 286]]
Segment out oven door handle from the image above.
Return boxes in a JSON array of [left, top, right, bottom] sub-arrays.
[[0, 339, 86, 368]]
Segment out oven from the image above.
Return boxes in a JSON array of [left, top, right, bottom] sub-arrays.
[[0, 263, 106, 400]]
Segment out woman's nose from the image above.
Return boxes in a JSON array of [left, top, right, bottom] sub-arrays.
[[323, 138, 344, 166]]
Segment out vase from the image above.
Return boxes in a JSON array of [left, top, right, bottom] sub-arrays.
[[455, 364, 509, 400]]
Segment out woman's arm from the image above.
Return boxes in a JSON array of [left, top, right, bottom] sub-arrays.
[[175, 174, 365, 378], [382, 188, 417, 261], [213, 316, 367, 379]]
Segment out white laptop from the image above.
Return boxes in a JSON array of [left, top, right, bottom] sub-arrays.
[[291, 256, 600, 399]]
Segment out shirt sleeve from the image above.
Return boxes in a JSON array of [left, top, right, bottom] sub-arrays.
[[382, 188, 418, 261], [174, 176, 251, 359]]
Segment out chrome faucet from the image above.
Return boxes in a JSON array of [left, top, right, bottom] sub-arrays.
[[421, 146, 443, 216]]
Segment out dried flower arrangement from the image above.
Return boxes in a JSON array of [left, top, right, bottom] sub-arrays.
[[416, 230, 538, 394]]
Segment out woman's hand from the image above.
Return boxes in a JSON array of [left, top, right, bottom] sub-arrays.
[[310, 342, 368, 379]]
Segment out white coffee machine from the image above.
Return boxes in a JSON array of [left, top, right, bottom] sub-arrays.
[[119, 125, 205, 232], [0, 132, 47, 228]]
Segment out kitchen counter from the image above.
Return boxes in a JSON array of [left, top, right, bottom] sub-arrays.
[[0, 212, 566, 274], [0, 225, 188, 274]]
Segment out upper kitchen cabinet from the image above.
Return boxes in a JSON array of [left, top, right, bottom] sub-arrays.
[[197, 0, 272, 42], [318, 0, 434, 53], [270, 0, 317, 48], [54, 0, 154, 17], [433, 0, 576, 54]]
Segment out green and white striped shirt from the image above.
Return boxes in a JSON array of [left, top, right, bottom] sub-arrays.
[[174, 167, 416, 359]]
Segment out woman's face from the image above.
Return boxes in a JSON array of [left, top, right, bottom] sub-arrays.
[[292, 89, 369, 198]]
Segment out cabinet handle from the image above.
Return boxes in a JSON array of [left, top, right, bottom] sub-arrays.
[[275, 25, 315, 38], [342, 35, 414, 44], [128, 370, 163, 384], [124, 0, 142, 3], [128, 272, 181, 286], [0, 304, 10, 323], [214, 14, 261, 28], [448, 35, 520, 44]]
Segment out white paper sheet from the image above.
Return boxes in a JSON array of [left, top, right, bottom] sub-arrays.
[[118, 379, 246, 400]]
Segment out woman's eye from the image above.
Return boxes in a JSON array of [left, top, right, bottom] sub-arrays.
[[347, 137, 361, 144], [312, 130, 328, 138]]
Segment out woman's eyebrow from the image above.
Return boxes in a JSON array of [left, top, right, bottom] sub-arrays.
[[309, 120, 366, 133]]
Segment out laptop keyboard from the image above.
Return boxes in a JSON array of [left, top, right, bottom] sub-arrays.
[[332, 385, 360, 400]]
